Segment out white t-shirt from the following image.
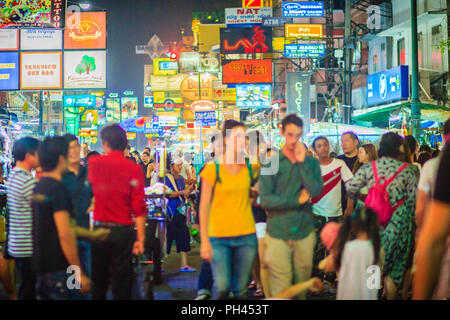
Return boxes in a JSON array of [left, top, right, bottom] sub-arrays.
[[179, 160, 192, 180], [337, 240, 379, 300], [313, 159, 353, 217], [417, 157, 440, 197]]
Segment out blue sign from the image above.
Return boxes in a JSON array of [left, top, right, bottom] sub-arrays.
[[284, 43, 325, 57], [144, 96, 153, 107], [64, 95, 96, 108], [236, 84, 272, 108], [262, 17, 293, 27], [159, 61, 178, 70], [282, 2, 324, 17], [367, 66, 409, 106], [195, 111, 217, 127], [0, 52, 19, 90]]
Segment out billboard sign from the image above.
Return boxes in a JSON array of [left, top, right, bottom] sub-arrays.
[[222, 59, 272, 84], [20, 51, 62, 89], [106, 98, 121, 123], [150, 74, 187, 92], [367, 66, 409, 105], [220, 26, 272, 54], [64, 51, 106, 89], [284, 43, 325, 58], [285, 24, 323, 38], [236, 84, 271, 108], [0, 0, 66, 28], [121, 97, 138, 119], [0, 29, 19, 50], [64, 95, 96, 108], [262, 17, 293, 27], [144, 96, 154, 108], [0, 52, 19, 90], [153, 58, 178, 75], [180, 73, 217, 101], [225, 7, 273, 27], [179, 52, 220, 73], [287, 72, 311, 131], [213, 88, 237, 101], [158, 115, 178, 127], [195, 111, 217, 127], [282, 2, 325, 17], [20, 29, 62, 50], [64, 12, 106, 49]]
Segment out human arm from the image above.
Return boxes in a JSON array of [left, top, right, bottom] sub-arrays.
[[273, 278, 323, 299], [75, 226, 110, 241], [298, 156, 323, 198], [415, 189, 429, 231], [199, 176, 214, 262], [345, 163, 369, 199], [131, 166, 147, 255]]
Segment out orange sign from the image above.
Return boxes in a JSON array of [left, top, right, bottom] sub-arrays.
[[180, 74, 217, 101], [65, 12, 106, 49], [190, 100, 216, 113], [243, 0, 272, 7], [222, 59, 272, 84], [285, 24, 323, 38]]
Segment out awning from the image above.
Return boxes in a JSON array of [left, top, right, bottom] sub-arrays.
[[352, 101, 450, 123]]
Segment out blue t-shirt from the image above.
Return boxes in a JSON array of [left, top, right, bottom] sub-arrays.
[[164, 175, 185, 216]]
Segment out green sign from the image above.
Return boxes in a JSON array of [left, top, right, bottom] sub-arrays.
[[123, 90, 134, 96]]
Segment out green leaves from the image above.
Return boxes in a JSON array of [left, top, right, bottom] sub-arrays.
[[76, 55, 97, 74]]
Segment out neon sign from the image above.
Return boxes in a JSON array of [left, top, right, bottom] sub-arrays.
[[221, 27, 273, 54]]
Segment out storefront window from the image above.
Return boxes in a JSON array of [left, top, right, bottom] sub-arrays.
[[397, 38, 406, 66], [431, 25, 442, 71]]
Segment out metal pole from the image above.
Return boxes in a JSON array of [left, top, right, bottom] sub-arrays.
[[410, 0, 422, 139], [198, 72, 203, 163], [343, 0, 352, 124]]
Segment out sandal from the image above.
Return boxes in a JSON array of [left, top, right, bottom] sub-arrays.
[[248, 280, 256, 290], [180, 266, 197, 272], [254, 287, 264, 297]]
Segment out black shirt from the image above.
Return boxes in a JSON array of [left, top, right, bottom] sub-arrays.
[[141, 162, 151, 187], [434, 146, 450, 204], [32, 177, 74, 274], [337, 154, 358, 172]]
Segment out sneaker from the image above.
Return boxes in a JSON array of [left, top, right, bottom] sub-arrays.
[[194, 294, 211, 300], [180, 266, 197, 272]]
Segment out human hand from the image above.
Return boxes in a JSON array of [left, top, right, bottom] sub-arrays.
[[132, 240, 145, 256], [344, 207, 353, 217], [308, 278, 323, 293], [294, 142, 307, 163], [298, 189, 311, 205], [200, 240, 213, 263], [91, 228, 110, 241], [79, 273, 91, 295]]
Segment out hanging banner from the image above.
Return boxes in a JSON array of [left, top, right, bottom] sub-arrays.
[[0, 29, 19, 50], [367, 66, 409, 105], [225, 7, 273, 27], [0, 0, 66, 28], [0, 52, 19, 90], [64, 51, 107, 89], [150, 74, 188, 92], [64, 11, 106, 49], [286, 72, 311, 132], [121, 97, 138, 119], [285, 24, 323, 38], [20, 51, 62, 89], [20, 29, 62, 50], [106, 98, 121, 123], [282, 2, 325, 18], [220, 26, 272, 54], [222, 59, 272, 84]]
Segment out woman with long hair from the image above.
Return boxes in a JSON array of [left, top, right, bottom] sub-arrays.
[[346, 132, 418, 300], [199, 120, 258, 299], [352, 144, 378, 175]]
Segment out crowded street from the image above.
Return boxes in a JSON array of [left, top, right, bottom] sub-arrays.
[[0, 0, 449, 306]]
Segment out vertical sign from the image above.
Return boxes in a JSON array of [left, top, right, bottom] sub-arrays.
[[287, 72, 311, 132]]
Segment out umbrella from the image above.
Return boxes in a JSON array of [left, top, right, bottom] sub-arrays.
[[119, 117, 149, 133]]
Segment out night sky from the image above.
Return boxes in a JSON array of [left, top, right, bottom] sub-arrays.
[[82, 0, 241, 103]]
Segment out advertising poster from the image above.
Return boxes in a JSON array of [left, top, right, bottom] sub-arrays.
[[236, 84, 271, 108], [213, 88, 237, 101], [285, 24, 323, 38], [64, 51, 106, 89], [222, 59, 272, 84], [20, 51, 62, 89], [282, 2, 324, 17], [367, 66, 409, 105], [284, 43, 325, 58], [150, 74, 188, 92], [153, 58, 178, 75], [0, 52, 19, 90], [220, 26, 272, 54], [106, 98, 121, 123], [225, 7, 273, 27], [20, 29, 62, 50], [286, 72, 311, 132], [0, 0, 66, 28], [180, 74, 217, 101], [195, 111, 217, 127], [0, 29, 19, 50], [64, 11, 106, 49], [80, 109, 98, 125], [179, 52, 220, 73], [121, 97, 138, 120]]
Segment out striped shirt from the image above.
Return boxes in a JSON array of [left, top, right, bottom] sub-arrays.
[[6, 167, 36, 258]]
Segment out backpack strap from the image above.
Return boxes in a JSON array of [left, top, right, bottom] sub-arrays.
[[384, 163, 408, 187], [372, 161, 380, 184], [245, 157, 255, 186], [214, 160, 221, 184]]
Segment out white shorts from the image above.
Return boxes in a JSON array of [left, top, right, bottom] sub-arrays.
[[255, 222, 267, 239]]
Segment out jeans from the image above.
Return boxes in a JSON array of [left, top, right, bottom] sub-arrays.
[[197, 261, 213, 296], [91, 225, 136, 300], [210, 234, 257, 300], [15, 257, 36, 300], [78, 240, 91, 278], [36, 271, 83, 300]]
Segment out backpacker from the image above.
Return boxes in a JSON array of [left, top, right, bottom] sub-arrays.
[[364, 161, 408, 227], [214, 158, 256, 186]]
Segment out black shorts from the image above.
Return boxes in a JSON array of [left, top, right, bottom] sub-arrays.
[[252, 206, 267, 224]]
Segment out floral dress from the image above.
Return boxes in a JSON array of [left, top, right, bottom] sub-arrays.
[[346, 157, 418, 288]]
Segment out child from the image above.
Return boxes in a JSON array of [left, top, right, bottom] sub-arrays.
[[320, 207, 381, 300]]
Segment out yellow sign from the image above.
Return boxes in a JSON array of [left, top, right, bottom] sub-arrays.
[[273, 37, 292, 51], [285, 24, 323, 38], [157, 110, 180, 118], [197, 24, 225, 52], [153, 91, 184, 104], [153, 58, 178, 76], [213, 88, 236, 101], [126, 132, 137, 140], [180, 73, 217, 101], [90, 91, 105, 97], [242, 0, 272, 7], [150, 74, 187, 91]]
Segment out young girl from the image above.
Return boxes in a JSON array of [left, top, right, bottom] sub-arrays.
[[322, 207, 381, 300]]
